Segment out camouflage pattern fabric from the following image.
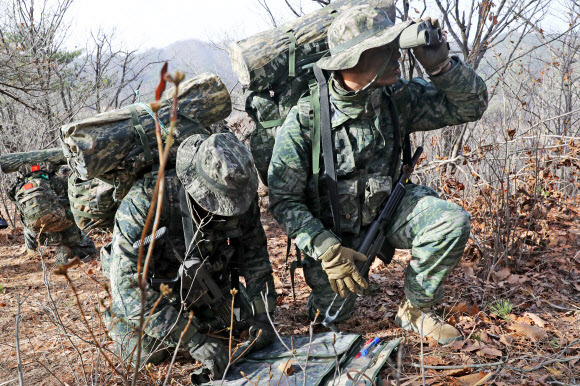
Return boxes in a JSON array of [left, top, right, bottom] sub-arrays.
[[11, 170, 73, 232], [23, 222, 96, 257], [0, 147, 66, 174], [268, 57, 488, 316], [228, 0, 396, 90], [104, 169, 276, 366], [60, 74, 231, 180], [316, 5, 411, 71], [11, 166, 96, 257], [176, 132, 258, 216]]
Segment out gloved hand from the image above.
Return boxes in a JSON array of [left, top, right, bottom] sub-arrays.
[[189, 336, 229, 384], [320, 243, 368, 298], [412, 17, 451, 76], [235, 313, 276, 358]]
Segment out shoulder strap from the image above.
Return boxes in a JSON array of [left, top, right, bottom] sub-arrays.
[[179, 185, 199, 262], [313, 65, 341, 236], [128, 105, 153, 165]]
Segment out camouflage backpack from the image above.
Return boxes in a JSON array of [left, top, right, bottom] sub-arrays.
[[230, 0, 399, 185], [9, 168, 73, 233], [67, 173, 136, 232]]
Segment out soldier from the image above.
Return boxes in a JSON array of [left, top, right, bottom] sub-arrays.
[[268, 5, 488, 344], [103, 132, 277, 382], [9, 164, 96, 261]]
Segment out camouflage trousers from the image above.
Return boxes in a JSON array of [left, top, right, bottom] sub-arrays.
[[24, 222, 96, 257], [103, 285, 254, 367], [304, 184, 470, 320], [102, 308, 176, 366]]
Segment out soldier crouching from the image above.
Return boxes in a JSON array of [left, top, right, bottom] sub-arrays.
[[269, 5, 487, 344], [102, 132, 277, 382]]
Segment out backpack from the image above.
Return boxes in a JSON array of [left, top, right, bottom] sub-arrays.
[[9, 169, 73, 233], [67, 173, 136, 233], [232, 0, 399, 186]]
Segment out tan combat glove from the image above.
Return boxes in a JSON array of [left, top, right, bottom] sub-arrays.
[[321, 243, 368, 298], [412, 18, 451, 76]]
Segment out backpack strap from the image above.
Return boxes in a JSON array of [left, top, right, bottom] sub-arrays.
[[313, 65, 341, 237], [285, 29, 297, 78], [127, 105, 153, 165]]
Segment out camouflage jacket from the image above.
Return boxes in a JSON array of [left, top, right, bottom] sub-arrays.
[[268, 57, 488, 259], [105, 169, 276, 345]]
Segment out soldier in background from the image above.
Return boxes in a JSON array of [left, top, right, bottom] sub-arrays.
[[103, 132, 276, 382], [269, 5, 488, 344], [8, 163, 96, 261]]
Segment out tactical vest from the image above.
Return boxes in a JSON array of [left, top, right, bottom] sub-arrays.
[[296, 82, 408, 237]]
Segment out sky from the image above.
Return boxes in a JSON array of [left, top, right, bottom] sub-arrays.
[[42, 0, 571, 52], [64, 0, 321, 50]]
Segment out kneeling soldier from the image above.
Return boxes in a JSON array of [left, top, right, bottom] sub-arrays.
[[103, 132, 277, 382], [269, 5, 487, 344]]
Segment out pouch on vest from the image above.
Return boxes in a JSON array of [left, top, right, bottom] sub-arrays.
[[68, 176, 119, 232], [10, 171, 73, 233], [201, 333, 402, 386]]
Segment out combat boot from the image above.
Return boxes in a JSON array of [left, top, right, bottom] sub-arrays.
[[395, 299, 462, 345]]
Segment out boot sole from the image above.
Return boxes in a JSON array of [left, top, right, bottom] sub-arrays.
[[395, 315, 462, 345]]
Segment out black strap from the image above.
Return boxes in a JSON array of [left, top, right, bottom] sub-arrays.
[[313, 65, 341, 237], [179, 185, 198, 261]]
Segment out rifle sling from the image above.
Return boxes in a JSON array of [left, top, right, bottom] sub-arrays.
[[314, 65, 341, 237]]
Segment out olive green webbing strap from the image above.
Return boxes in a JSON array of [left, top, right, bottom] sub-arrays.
[[285, 29, 297, 78], [128, 106, 153, 164], [67, 178, 114, 220], [258, 118, 286, 130]]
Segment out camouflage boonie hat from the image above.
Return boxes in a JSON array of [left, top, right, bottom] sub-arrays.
[[176, 132, 258, 216], [316, 5, 412, 71]]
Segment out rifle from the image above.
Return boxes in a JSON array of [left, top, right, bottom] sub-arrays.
[[136, 226, 239, 332], [0, 148, 66, 174], [322, 146, 424, 333]]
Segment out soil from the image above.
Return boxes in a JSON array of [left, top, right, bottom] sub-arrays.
[[0, 195, 578, 385]]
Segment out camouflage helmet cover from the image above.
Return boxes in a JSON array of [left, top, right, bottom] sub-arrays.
[[316, 5, 412, 71], [176, 132, 258, 216]]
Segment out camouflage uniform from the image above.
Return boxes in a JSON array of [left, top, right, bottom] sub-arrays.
[[11, 165, 96, 259], [103, 133, 276, 368], [268, 6, 487, 320]]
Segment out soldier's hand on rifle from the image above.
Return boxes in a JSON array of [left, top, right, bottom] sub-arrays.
[[189, 336, 229, 384], [321, 243, 368, 298], [412, 18, 451, 76]]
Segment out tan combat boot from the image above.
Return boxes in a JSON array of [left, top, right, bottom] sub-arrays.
[[395, 299, 462, 345]]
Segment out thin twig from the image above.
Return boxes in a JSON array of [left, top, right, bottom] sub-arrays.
[[15, 294, 24, 386], [162, 312, 193, 386], [407, 361, 504, 370]]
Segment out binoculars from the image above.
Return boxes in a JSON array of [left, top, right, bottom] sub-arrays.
[[399, 21, 443, 49]]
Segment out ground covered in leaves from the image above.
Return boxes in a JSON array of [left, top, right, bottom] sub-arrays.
[[0, 190, 578, 385]]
